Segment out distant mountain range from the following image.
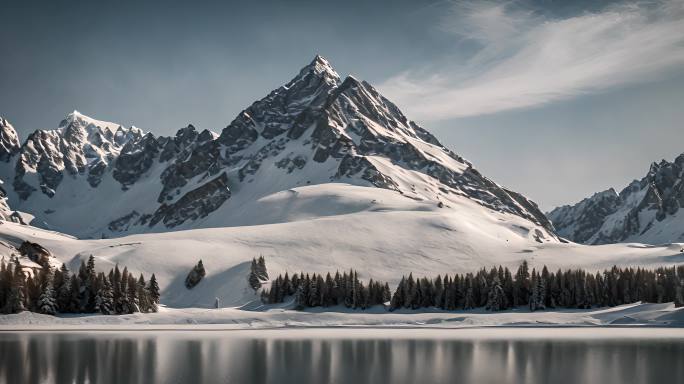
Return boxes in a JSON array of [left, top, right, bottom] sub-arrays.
[[548, 154, 684, 244]]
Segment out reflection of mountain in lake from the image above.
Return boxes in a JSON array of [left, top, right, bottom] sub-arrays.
[[1, 330, 682, 384]]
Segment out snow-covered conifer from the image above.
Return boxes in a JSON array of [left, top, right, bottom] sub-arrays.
[[185, 260, 206, 289], [38, 272, 58, 315]]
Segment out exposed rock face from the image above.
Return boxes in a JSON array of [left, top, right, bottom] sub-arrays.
[[19, 240, 52, 267], [149, 172, 231, 228], [107, 210, 140, 232], [0, 175, 24, 224], [0, 56, 558, 239], [158, 127, 222, 203], [548, 189, 621, 244], [548, 154, 684, 244], [114, 133, 162, 188], [0, 117, 20, 162], [0, 183, 20, 223]]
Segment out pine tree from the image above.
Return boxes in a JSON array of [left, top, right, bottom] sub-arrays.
[[248, 258, 261, 292], [68, 275, 81, 313], [503, 268, 515, 308], [96, 278, 114, 315], [38, 271, 58, 315], [441, 275, 452, 310], [419, 277, 433, 308], [314, 274, 326, 307], [382, 282, 391, 305], [536, 271, 546, 310], [332, 272, 341, 304], [529, 270, 545, 311], [77, 260, 88, 312], [294, 281, 306, 310], [359, 281, 369, 309], [514, 260, 531, 306], [126, 275, 139, 313], [341, 271, 351, 307], [291, 273, 301, 296], [675, 273, 684, 308], [434, 275, 444, 309], [257, 256, 268, 280], [308, 274, 320, 307], [283, 272, 292, 296], [147, 274, 160, 312], [57, 267, 71, 313], [0, 258, 8, 311], [547, 269, 559, 308], [323, 273, 334, 307], [117, 275, 129, 314], [0, 259, 9, 308], [540, 266, 552, 308], [260, 289, 270, 304], [267, 277, 279, 304], [26, 274, 41, 312], [7, 261, 26, 313], [390, 277, 405, 310], [136, 274, 149, 313], [84, 255, 97, 312], [352, 271, 362, 309], [405, 273, 417, 309], [486, 276, 506, 311], [463, 275, 476, 310], [580, 274, 594, 309]]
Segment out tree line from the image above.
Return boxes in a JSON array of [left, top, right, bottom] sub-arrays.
[[0, 255, 160, 315], [389, 261, 684, 311], [261, 270, 392, 310], [260, 261, 684, 311]]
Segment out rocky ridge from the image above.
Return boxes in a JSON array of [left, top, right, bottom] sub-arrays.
[[0, 56, 556, 240], [548, 154, 684, 244]]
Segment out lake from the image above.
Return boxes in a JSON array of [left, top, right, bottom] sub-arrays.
[[1, 328, 683, 384]]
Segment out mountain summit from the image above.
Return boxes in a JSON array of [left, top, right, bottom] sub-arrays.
[[0, 57, 556, 241]]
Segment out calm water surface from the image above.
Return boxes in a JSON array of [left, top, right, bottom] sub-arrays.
[[1, 328, 683, 384]]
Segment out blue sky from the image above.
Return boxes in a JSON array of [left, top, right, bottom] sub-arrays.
[[1, 0, 683, 209]]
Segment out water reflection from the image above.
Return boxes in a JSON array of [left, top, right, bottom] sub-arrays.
[[1, 331, 683, 384]]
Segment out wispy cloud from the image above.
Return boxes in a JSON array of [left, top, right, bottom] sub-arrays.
[[380, 0, 684, 120]]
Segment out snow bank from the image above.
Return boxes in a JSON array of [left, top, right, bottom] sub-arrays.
[[1, 303, 682, 330]]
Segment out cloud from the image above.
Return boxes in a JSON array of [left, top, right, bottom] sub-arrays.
[[379, 0, 684, 121]]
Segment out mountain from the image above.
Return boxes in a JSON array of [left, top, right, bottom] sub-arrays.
[[0, 56, 555, 243], [2, 57, 683, 309], [548, 154, 684, 245]]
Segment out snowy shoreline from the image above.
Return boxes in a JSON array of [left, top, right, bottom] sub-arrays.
[[2, 302, 683, 331]]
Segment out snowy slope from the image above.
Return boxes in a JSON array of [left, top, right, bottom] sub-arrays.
[[0, 185, 682, 309], [549, 154, 684, 245], [0, 56, 554, 242]]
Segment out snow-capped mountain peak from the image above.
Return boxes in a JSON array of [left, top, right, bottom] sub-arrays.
[[0, 57, 557, 242], [59, 110, 127, 135], [11, 110, 144, 198], [298, 54, 340, 84]]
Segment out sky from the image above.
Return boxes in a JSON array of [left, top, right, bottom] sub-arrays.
[[1, 0, 683, 210]]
